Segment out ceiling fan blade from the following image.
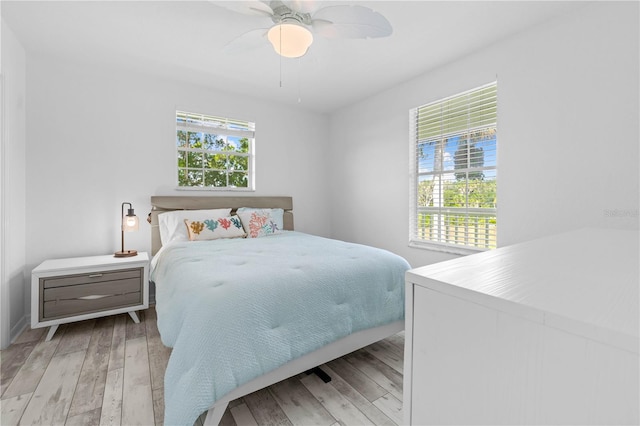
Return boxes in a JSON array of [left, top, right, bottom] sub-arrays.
[[211, 1, 274, 17], [223, 28, 269, 54], [311, 5, 392, 39], [281, 0, 321, 14]]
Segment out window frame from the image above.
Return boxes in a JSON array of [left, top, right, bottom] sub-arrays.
[[175, 110, 256, 191], [409, 82, 497, 255]]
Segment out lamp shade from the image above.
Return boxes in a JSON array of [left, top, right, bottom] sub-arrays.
[[124, 211, 139, 232], [267, 22, 313, 58]]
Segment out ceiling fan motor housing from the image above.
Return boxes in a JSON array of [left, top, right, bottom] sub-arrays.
[[269, 1, 312, 26]]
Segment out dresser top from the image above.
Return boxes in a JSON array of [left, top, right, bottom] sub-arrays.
[[407, 228, 639, 352], [33, 252, 150, 274]]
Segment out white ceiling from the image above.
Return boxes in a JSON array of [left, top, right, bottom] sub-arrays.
[[2, 1, 585, 113]]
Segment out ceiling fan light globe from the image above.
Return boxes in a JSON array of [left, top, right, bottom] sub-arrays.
[[267, 23, 313, 58]]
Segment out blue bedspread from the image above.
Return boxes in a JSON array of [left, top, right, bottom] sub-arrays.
[[151, 232, 410, 425]]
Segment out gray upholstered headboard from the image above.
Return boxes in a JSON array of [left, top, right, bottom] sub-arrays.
[[149, 196, 294, 256]]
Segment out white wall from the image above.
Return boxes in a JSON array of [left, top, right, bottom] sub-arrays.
[[8, 1, 640, 335], [1, 20, 27, 347], [328, 2, 639, 268], [23, 54, 330, 323]]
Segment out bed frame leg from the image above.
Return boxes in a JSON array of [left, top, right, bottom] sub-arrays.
[[305, 366, 332, 383], [202, 402, 228, 426]]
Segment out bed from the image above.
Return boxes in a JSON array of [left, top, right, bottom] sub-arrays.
[[148, 196, 410, 426]]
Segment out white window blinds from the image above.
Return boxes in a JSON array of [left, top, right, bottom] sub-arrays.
[[409, 82, 497, 251], [176, 111, 255, 190]]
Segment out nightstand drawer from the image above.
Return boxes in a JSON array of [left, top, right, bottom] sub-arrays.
[[43, 291, 141, 320], [39, 267, 143, 321], [42, 268, 141, 289]]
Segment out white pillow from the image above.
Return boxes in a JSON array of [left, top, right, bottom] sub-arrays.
[[184, 215, 246, 241], [158, 208, 231, 244], [236, 208, 284, 238]]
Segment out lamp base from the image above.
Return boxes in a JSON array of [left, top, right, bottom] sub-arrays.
[[114, 249, 138, 258]]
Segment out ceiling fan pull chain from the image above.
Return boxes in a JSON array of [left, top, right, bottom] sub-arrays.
[[279, 24, 283, 88], [297, 57, 302, 103]]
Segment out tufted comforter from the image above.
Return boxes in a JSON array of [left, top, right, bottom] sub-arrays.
[[150, 231, 410, 425]]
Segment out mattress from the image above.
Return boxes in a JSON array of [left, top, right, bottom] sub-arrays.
[[150, 231, 410, 425]]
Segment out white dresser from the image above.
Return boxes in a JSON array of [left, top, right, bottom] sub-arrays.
[[404, 228, 639, 425]]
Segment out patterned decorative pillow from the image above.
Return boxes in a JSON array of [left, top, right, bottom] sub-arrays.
[[184, 215, 246, 241], [236, 208, 283, 238], [159, 208, 232, 244]]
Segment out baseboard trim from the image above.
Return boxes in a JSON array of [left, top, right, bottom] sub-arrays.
[[10, 315, 28, 344]]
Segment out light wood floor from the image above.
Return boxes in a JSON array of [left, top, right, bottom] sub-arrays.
[[1, 308, 405, 426]]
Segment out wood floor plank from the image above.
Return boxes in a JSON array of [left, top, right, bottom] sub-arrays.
[[152, 387, 164, 426], [373, 338, 403, 357], [383, 332, 405, 352], [65, 407, 101, 425], [108, 314, 127, 371], [219, 408, 237, 426], [372, 393, 403, 425], [54, 320, 95, 357], [144, 305, 157, 321], [2, 331, 63, 399], [346, 350, 403, 401], [0, 392, 32, 426], [19, 350, 84, 425], [125, 310, 146, 340], [230, 403, 258, 426], [301, 372, 374, 425], [365, 341, 403, 374], [99, 367, 123, 426], [13, 327, 46, 344], [228, 398, 244, 409], [243, 387, 292, 426], [320, 364, 396, 426], [269, 378, 335, 426], [121, 336, 154, 425], [326, 357, 388, 402], [0, 341, 39, 396], [68, 316, 114, 417]]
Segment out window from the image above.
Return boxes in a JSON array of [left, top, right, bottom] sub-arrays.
[[176, 110, 255, 190], [409, 82, 497, 252]]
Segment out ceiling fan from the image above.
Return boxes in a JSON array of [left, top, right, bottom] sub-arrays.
[[215, 1, 393, 58]]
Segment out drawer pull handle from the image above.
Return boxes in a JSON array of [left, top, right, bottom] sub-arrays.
[[76, 294, 113, 300], [88, 274, 103, 278]]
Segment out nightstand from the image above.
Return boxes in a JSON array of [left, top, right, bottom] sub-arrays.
[[31, 252, 149, 341]]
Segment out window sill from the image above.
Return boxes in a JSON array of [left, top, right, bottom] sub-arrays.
[[409, 240, 488, 256], [175, 186, 255, 192]]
